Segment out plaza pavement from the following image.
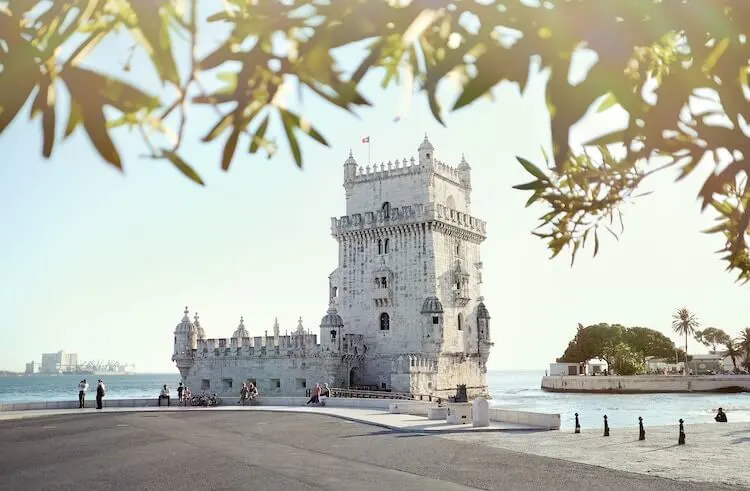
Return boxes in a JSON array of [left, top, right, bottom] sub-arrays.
[[0, 410, 740, 490]]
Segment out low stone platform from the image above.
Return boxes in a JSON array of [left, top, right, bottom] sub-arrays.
[[0, 405, 543, 433]]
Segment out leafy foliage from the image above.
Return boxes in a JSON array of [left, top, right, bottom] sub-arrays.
[[557, 322, 679, 371], [2, 1, 750, 281], [694, 327, 731, 353]]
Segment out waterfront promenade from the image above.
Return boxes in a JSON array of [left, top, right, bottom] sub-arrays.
[[0, 405, 747, 489], [0, 409, 740, 490]]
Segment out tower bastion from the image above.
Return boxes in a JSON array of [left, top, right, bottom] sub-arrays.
[[173, 135, 493, 399]]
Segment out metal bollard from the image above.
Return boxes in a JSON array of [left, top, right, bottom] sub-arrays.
[[678, 419, 685, 445], [575, 412, 581, 434], [603, 415, 610, 437], [638, 416, 645, 441]]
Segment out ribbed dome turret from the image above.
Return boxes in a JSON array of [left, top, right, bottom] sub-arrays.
[[320, 303, 344, 328], [193, 313, 206, 340], [477, 302, 490, 319], [418, 134, 434, 152], [420, 296, 444, 314], [232, 316, 249, 339], [175, 306, 195, 334]]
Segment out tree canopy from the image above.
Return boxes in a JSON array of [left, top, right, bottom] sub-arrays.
[[1, 0, 749, 281], [694, 327, 731, 352], [558, 322, 682, 371]]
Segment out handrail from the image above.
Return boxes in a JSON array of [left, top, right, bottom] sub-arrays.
[[327, 387, 443, 404]]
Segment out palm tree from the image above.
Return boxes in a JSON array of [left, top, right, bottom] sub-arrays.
[[739, 328, 750, 371], [723, 339, 742, 372], [672, 307, 700, 375]]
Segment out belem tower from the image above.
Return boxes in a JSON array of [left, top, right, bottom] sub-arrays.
[[172, 136, 493, 399]]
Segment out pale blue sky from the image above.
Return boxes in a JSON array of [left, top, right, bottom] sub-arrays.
[[1, 4, 747, 373]]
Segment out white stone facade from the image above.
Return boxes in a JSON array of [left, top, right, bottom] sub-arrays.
[[173, 137, 493, 398]]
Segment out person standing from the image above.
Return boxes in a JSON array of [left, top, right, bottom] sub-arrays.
[[177, 382, 184, 405], [96, 379, 105, 410], [77, 379, 89, 408]]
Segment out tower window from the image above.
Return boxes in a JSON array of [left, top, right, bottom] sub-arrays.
[[432, 316, 439, 325], [332, 286, 338, 297], [384, 238, 389, 253], [375, 277, 381, 288], [457, 313, 463, 331], [380, 312, 390, 331], [382, 202, 391, 219], [381, 277, 387, 288], [378, 239, 383, 254]]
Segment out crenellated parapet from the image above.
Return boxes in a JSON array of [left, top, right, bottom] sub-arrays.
[[348, 155, 467, 187], [331, 202, 486, 239]]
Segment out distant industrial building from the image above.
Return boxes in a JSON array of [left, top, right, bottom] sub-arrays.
[[24, 361, 38, 374], [39, 351, 79, 374]]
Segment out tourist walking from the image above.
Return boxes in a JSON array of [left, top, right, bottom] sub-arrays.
[[238, 383, 249, 405], [95, 379, 105, 410], [159, 384, 170, 406], [77, 379, 89, 408], [320, 383, 330, 403], [715, 407, 728, 422], [306, 383, 320, 405]]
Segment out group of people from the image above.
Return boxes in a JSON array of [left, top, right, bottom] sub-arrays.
[[238, 382, 259, 405], [77, 379, 106, 409], [305, 383, 330, 406], [159, 382, 193, 406]]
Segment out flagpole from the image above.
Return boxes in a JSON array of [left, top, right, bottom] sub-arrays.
[[368, 139, 371, 166]]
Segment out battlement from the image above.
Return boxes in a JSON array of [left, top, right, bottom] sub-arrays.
[[348, 156, 466, 186], [184, 333, 366, 359], [330, 203, 487, 237]]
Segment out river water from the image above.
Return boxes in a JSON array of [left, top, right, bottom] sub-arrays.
[[2, 370, 748, 430]]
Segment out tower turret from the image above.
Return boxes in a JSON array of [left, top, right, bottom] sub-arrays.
[[172, 306, 195, 380], [320, 301, 344, 351], [232, 316, 249, 346], [343, 149, 357, 183], [273, 317, 280, 346], [418, 134, 435, 167]]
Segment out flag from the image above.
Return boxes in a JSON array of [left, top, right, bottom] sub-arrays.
[[361, 136, 370, 143]]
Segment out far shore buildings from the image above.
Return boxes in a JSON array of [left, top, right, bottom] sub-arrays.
[[173, 136, 494, 398]]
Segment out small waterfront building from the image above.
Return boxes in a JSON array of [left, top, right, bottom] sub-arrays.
[[172, 137, 494, 399], [548, 358, 608, 376]]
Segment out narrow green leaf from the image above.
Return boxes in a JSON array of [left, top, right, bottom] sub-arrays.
[[516, 157, 548, 181], [64, 100, 83, 139], [222, 127, 240, 171], [202, 112, 233, 143], [525, 190, 542, 208], [512, 180, 544, 191], [593, 229, 600, 257], [596, 93, 618, 113], [41, 81, 56, 158], [80, 100, 121, 169], [127, 1, 179, 84], [581, 131, 626, 147], [278, 108, 328, 147], [280, 110, 302, 167], [249, 114, 270, 154], [163, 150, 205, 186]]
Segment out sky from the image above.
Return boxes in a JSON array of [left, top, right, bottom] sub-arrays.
[[1, 3, 748, 373]]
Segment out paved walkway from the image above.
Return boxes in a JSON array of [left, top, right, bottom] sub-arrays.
[[0, 405, 540, 433], [437, 421, 750, 488], [0, 410, 735, 490]]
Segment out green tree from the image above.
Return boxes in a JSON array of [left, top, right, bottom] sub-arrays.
[[672, 307, 700, 374], [557, 323, 624, 367], [622, 327, 679, 361], [694, 327, 731, 353], [611, 343, 646, 376], [739, 328, 750, 371], [2, 1, 750, 282], [722, 339, 742, 372]]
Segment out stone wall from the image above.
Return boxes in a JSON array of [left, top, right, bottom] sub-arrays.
[[541, 375, 750, 393]]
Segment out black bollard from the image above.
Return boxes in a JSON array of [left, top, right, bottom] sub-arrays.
[[638, 416, 645, 441], [574, 412, 581, 434], [603, 415, 610, 437], [678, 418, 685, 445]]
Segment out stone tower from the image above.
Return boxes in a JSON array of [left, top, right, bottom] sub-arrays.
[[328, 136, 493, 398]]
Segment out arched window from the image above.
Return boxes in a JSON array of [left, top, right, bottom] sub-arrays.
[[384, 238, 389, 253], [380, 312, 390, 331], [382, 202, 391, 219], [457, 313, 463, 331], [378, 239, 383, 254]]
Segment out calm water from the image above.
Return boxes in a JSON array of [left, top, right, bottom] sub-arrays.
[[2, 370, 748, 430]]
